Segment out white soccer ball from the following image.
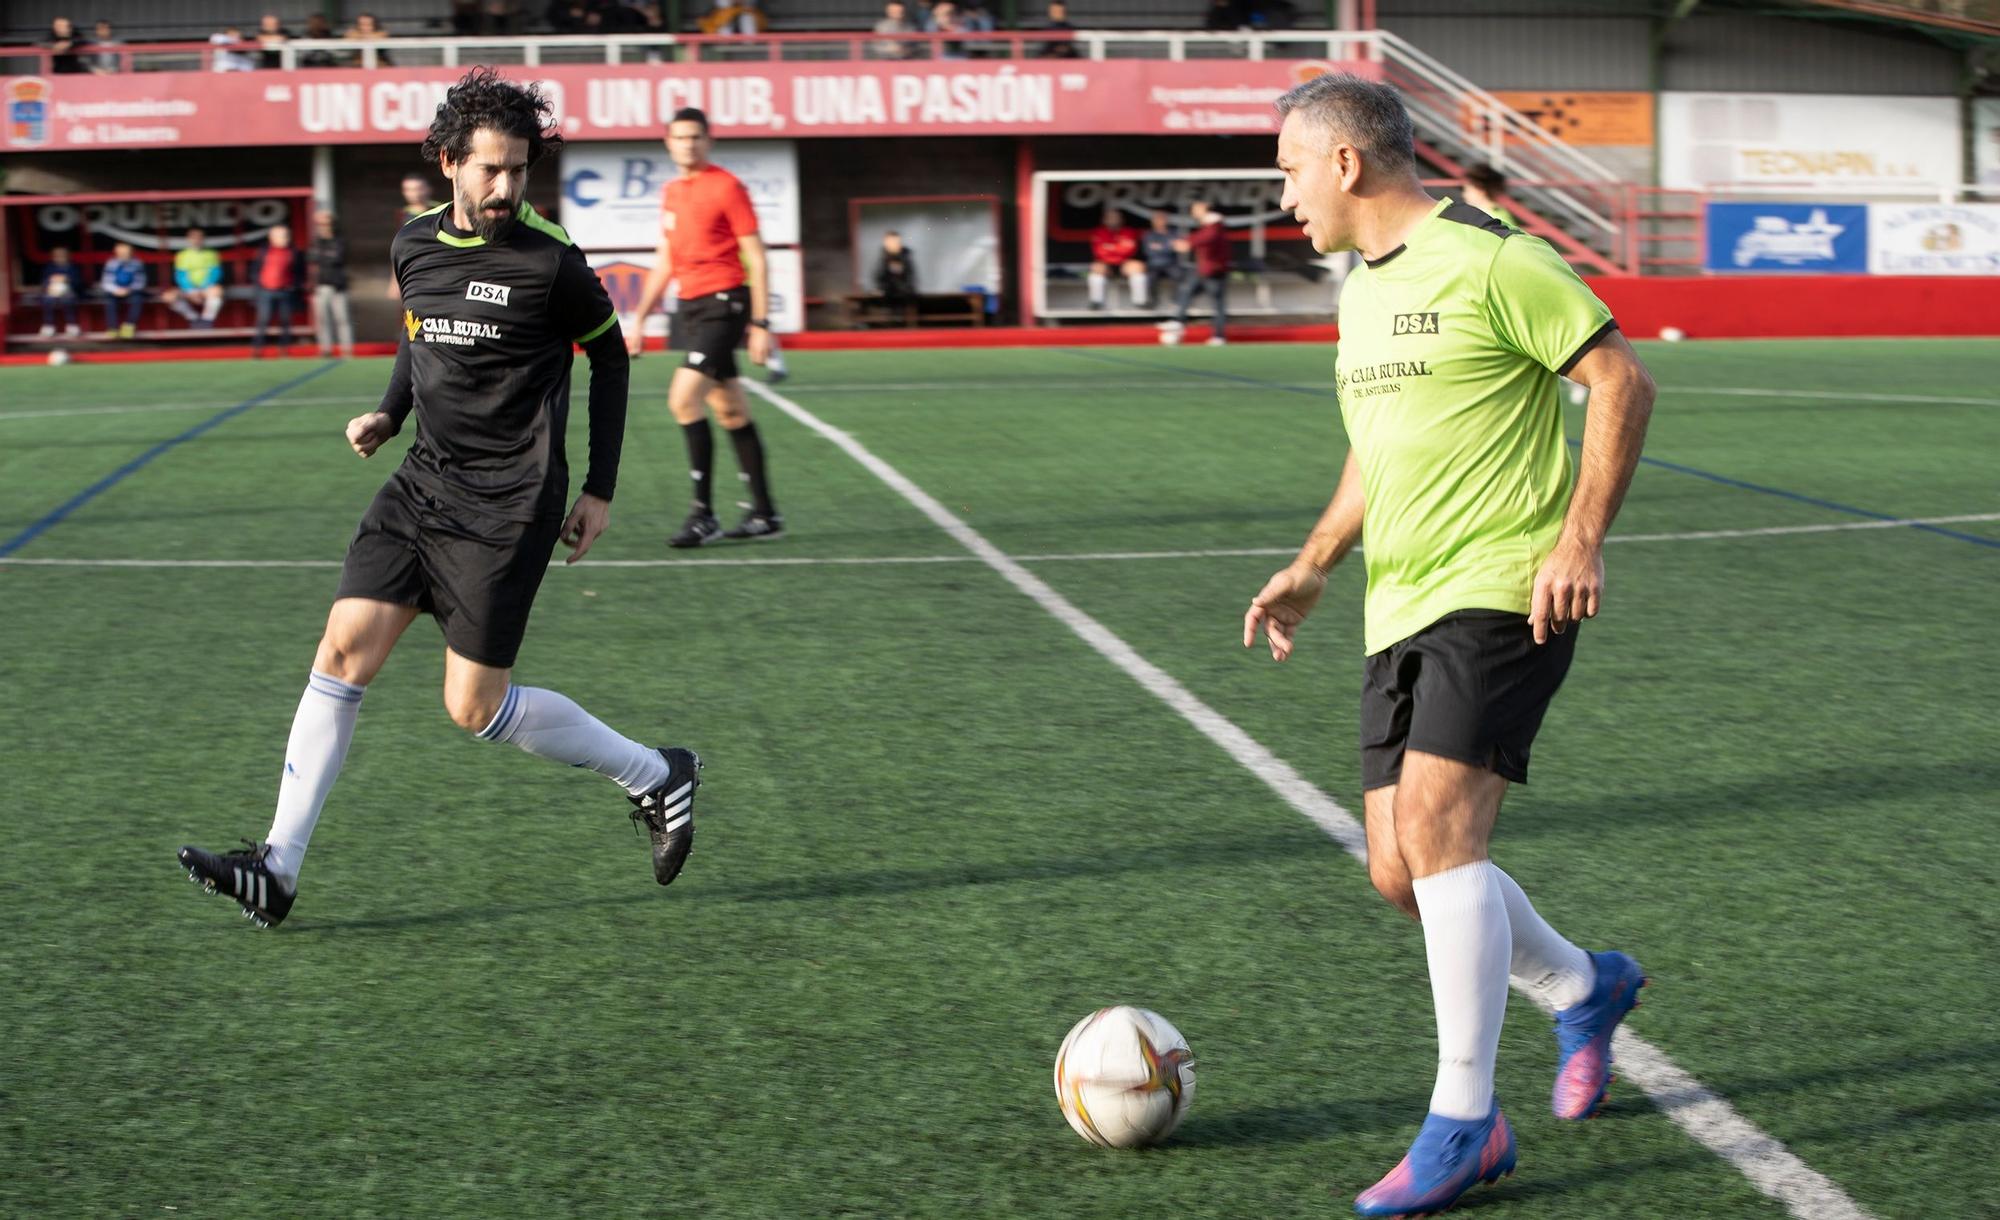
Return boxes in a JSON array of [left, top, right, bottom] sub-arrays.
[[47, 348, 70, 367], [1658, 325, 1686, 343], [1053, 1005, 1196, 1148]]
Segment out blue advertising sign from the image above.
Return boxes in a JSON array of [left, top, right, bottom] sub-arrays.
[[1704, 203, 1869, 274]]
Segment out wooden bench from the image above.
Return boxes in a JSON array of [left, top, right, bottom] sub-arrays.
[[845, 291, 987, 328]]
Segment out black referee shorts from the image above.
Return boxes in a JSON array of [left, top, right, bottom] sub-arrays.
[[1359, 609, 1578, 790], [676, 284, 749, 382], [334, 473, 562, 670]]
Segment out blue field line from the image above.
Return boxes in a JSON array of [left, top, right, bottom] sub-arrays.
[[1062, 347, 2000, 552], [0, 362, 340, 559]]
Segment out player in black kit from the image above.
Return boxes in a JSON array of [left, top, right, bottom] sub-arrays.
[[178, 69, 700, 926]]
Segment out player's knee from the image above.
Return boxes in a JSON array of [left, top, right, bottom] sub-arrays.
[[443, 684, 503, 735], [1368, 859, 1418, 919], [313, 634, 372, 686], [713, 399, 750, 429]]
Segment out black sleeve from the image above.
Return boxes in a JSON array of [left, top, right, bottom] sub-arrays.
[[378, 334, 415, 429], [549, 247, 628, 502]]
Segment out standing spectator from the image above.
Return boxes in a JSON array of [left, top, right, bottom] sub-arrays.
[[343, 12, 395, 65], [100, 241, 148, 338], [87, 19, 123, 74], [874, 230, 917, 308], [928, 2, 967, 59], [45, 17, 87, 74], [1462, 164, 1522, 230], [165, 228, 225, 328], [310, 210, 355, 359], [1139, 209, 1184, 306], [211, 27, 258, 72], [871, 0, 918, 59], [1034, 1, 1079, 58], [1087, 207, 1146, 309], [398, 173, 442, 226], [1169, 200, 1231, 344], [255, 13, 292, 70], [39, 247, 82, 337], [252, 223, 307, 358], [297, 13, 338, 66]]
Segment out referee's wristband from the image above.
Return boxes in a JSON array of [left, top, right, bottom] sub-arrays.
[[748, 317, 770, 329]]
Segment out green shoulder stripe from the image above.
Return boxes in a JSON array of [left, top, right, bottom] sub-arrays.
[[518, 202, 573, 246], [402, 202, 449, 227], [575, 313, 619, 344]]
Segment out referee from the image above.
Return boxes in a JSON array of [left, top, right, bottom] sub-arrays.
[[628, 107, 784, 549], [1244, 75, 1658, 1216], [179, 69, 703, 927]]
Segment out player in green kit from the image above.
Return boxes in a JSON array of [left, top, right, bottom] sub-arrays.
[[1244, 74, 1659, 1216]]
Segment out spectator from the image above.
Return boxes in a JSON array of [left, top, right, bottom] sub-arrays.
[[928, 1, 966, 58], [255, 13, 292, 70], [700, 0, 768, 35], [99, 241, 147, 338], [1139, 209, 1184, 302], [1034, 1, 1079, 58], [872, 0, 917, 58], [1202, 0, 1244, 30], [165, 228, 225, 328], [398, 173, 442, 226], [1169, 200, 1231, 344], [1087, 207, 1145, 309], [211, 27, 257, 72], [344, 12, 395, 65], [310, 210, 354, 359], [598, 2, 656, 31], [39, 247, 82, 337], [251, 223, 306, 358], [87, 19, 123, 74], [959, 0, 996, 44], [1462, 164, 1522, 230], [874, 231, 916, 306], [294, 13, 336, 66], [45, 17, 86, 74]]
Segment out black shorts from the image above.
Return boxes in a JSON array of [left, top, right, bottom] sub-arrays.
[[676, 284, 749, 382], [1359, 609, 1577, 790], [334, 473, 562, 669]]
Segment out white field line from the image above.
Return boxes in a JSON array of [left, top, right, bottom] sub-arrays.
[[745, 378, 1878, 1220], [5, 513, 1993, 571], [4, 381, 1995, 424]]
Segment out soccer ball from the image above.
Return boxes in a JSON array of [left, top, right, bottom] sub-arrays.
[[1053, 1005, 1196, 1147], [1658, 325, 1686, 342], [47, 348, 70, 367]]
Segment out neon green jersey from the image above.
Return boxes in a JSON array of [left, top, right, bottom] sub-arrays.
[[173, 246, 221, 291], [1335, 196, 1615, 655]]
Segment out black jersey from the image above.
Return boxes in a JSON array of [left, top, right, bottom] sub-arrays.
[[383, 202, 623, 521]]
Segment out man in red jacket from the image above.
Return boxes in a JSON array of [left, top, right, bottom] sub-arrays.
[[1087, 207, 1148, 310], [1164, 201, 1232, 345]]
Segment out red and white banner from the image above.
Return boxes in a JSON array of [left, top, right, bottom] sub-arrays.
[[3, 59, 1367, 152]]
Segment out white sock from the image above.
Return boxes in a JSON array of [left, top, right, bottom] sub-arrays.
[[263, 670, 365, 884], [171, 298, 198, 321], [1132, 272, 1150, 307], [1494, 867, 1595, 1010], [1088, 272, 1107, 305], [1412, 860, 1511, 1120], [479, 684, 669, 796], [201, 294, 221, 321]]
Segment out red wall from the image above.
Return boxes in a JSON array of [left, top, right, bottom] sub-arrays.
[[1587, 275, 2000, 340]]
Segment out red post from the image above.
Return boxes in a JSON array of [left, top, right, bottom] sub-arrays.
[[1015, 139, 1037, 326]]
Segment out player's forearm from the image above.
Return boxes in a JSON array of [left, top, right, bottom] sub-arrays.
[[378, 335, 416, 428], [1296, 451, 1365, 574], [745, 249, 769, 321], [578, 327, 630, 502], [1562, 369, 1654, 548]]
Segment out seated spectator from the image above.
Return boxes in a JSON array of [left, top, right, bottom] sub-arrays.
[[39, 247, 82, 337], [344, 12, 395, 65], [1087, 208, 1146, 309], [211, 27, 258, 72], [45, 17, 86, 74], [99, 241, 147, 338], [297, 13, 340, 66], [875, 231, 916, 305], [872, 0, 918, 59], [87, 19, 123, 74], [252, 224, 307, 358], [255, 13, 292, 69], [1034, 1, 1079, 58], [164, 228, 224, 328], [1140, 209, 1185, 297]]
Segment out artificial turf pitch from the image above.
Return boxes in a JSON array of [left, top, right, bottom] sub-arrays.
[[0, 339, 1994, 1218]]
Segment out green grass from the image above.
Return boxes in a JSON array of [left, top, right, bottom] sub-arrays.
[[1, 339, 1995, 1218]]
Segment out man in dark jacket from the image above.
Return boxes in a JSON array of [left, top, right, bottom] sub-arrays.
[[310, 210, 354, 358], [1167, 201, 1232, 345]]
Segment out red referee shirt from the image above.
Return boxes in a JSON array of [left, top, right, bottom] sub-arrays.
[[660, 165, 760, 300]]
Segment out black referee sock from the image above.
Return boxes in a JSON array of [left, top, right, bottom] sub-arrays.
[[726, 421, 775, 516], [681, 420, 715, 514]]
